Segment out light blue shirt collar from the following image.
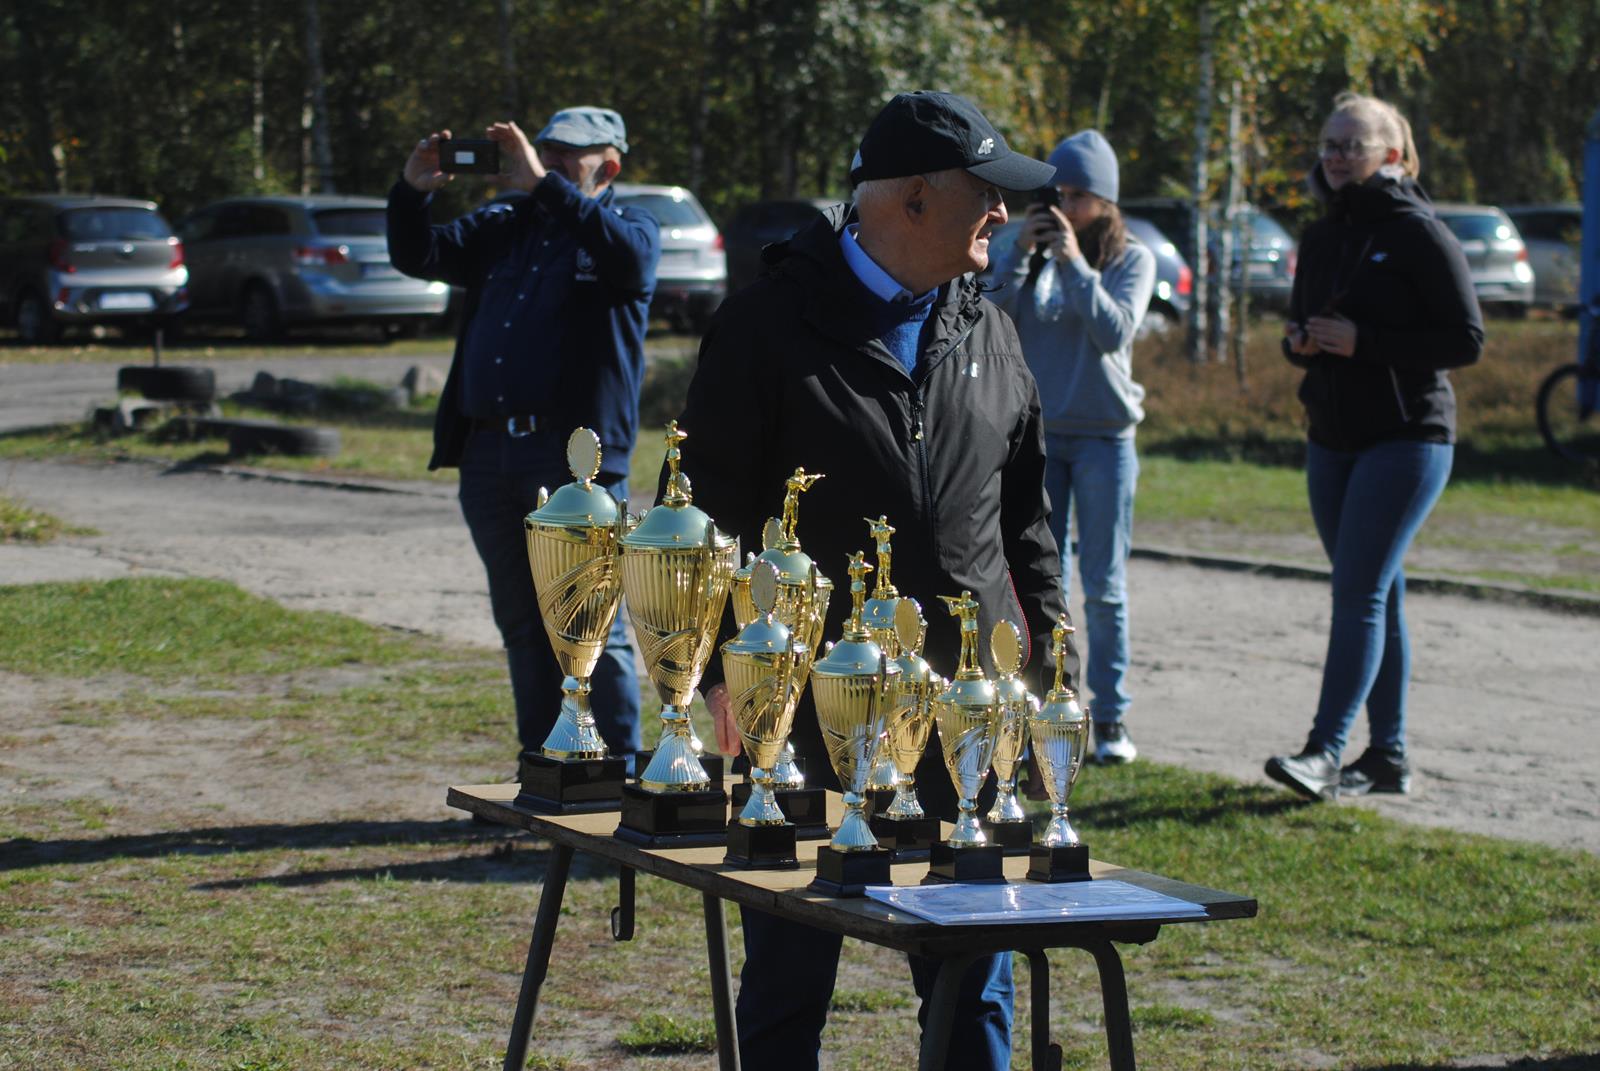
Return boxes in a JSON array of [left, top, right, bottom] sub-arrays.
[[840, 224, 935, 305]]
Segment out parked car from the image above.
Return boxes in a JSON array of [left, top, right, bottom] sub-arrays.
[[1120, 197, 1297, 311], [722, 198, 841, 295], [609, 182, 725, 333], [0, 194, 188, 344], [1503, 203, 1581, 312], [176, 195, 449, 339], [1432, 204, 1535, 317]]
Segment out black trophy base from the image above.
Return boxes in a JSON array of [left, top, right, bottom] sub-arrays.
[[723, 820, 798, 869], [924, 841, 1008, 884], [614, 783, 729, 848], [980, 818, 1034, 856], [514, 751, 626, 814], [730, 781, 830, 839], [865, 787, 898, 817], [635, 750, 725, 792], [1027, 843, 1092, 883], [869, 813, 941, 860], [809, 845, 893, 897]]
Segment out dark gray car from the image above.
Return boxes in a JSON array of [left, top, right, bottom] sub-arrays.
[[0, 194, 188, 344], [177, 195, 448, 339], [1503, 204, 1581, 312]]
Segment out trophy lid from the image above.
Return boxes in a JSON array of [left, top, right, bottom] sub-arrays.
[[620, 422, 735, 550], [524, 428, 620, 529], [723, 561, 805, 657]]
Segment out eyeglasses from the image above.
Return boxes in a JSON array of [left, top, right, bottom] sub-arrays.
[[1319, 138, 1380, 160]]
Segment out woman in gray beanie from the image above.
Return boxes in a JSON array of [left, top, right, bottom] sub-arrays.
[[989, 128, 1156, 765]]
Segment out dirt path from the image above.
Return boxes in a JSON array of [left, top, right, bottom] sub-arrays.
[[4, 453, 1596, 856]]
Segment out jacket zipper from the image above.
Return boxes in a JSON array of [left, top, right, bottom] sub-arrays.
[[913, 317, 980, 571]]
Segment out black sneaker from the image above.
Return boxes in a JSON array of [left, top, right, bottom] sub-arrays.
[[1340, 747, 1411, 796], [1092, 721, 1138, 765], [1264, 746, 1341, 801]]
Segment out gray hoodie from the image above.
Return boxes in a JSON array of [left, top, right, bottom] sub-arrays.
[[989, 237, 1156, 438]]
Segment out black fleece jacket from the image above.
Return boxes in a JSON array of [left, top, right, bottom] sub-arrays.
[[1285, 166, 1484, 451], [667, 207, 1078, 816]]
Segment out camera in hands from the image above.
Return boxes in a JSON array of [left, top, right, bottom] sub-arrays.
[[438, 138, 502, 175]]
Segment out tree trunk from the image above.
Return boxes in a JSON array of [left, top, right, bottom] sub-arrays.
[[497, 0, 520, 120], [688, 0, 710, 194], [251, 0, 266, 184], [1185, 0, 1214, 364], [303, 0, 335, 193], [1217, 81, 1241, 375], [13, 5, 63, 192]]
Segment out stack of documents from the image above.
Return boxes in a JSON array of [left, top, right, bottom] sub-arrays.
[[864, 880, 1207, 925]]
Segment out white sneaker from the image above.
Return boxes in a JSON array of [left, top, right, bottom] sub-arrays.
[[1092, 722, 1137, 765]]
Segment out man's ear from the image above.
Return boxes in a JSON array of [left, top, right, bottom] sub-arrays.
[[598, 157, 622, 186], [904, 176, 928, 220]]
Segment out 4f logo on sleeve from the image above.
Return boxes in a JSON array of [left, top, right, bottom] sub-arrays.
[[976, 138, 994, 156], [575, 247, 598, 282]]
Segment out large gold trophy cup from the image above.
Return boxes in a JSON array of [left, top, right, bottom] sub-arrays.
[[517, 428, 632, 813], [860, 516, 902, 814], [869, 597, 944, 858], [982, 620, 1037, 854], [614, 423, 737, 847], [927, 591, 1007, 884], [808, 553, 899, 896], [1027, 616, 1092, 882], [726, 469, 831, 837], [721, 561, 813, 867]]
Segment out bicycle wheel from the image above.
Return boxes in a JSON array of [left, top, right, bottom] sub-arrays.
[[1536, 363, 1600, 464]]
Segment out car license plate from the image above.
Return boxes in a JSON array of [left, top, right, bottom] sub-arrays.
[[362, 262, 401, 280], [99, 291, 156, 311]]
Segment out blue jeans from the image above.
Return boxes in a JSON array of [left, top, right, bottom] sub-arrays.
[[457, 428, 641, 765], [1042, 432, 1138, 724], [735, 908, 1013, 1070], [1305, 438, 1452, 758]]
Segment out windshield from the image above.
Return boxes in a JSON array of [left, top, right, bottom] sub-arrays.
[[615, 193, 707, 228], [312, 208, 387, 237], [1440, 213, 1513, 243], [59, 207, 172, 241]]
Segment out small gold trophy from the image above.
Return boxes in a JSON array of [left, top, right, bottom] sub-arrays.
[[1027, 616, 1092, 882], [869, 597, 944, 857], [927, 591, 1006, 884], [614, 423, 738, 847], [726, 469, 831, 836], [982, 620, 1037, 854], [808, 552, 899, 896], [721, 560, 812, 868], [860, 516, 902, 814], [517, 428, 632, 813]]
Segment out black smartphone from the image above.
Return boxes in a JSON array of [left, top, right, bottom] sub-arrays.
[[438, 138, 501, 175], [1033, 185, 1062, 209]]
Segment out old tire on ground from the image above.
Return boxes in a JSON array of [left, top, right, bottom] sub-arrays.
[[222, 419, 341, 458], [240, 284, 282, 341], [15, 291, 61, 345], [117, 365, 218, 402]]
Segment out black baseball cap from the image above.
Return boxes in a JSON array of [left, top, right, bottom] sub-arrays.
[[849, 91, 1055, 192]]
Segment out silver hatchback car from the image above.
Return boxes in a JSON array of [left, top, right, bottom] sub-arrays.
[[1433, 204, 1535, 316], [0, 194, 188, 344], [177, 195, 449, 339]]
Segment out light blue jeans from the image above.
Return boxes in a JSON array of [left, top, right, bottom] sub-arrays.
[[1042, 432, 1138, 725], [1305, 438, 1453, 758]]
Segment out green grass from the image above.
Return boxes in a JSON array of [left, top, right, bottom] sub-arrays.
[[2, 576, 1597, 1069], [0, 494, 95, 543]]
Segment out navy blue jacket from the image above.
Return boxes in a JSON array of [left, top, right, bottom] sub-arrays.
[[387, 173, 659, 476]]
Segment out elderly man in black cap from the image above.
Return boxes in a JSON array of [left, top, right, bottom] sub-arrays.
[[387, 108, 658, 775], [673, 91, 1082, 1071]]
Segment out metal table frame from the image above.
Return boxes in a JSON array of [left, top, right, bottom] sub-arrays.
[[448, 784, 1256, 1071]]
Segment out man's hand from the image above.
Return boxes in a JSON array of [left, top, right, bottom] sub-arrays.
[[1305, 314, 1358, 357], [487, 121, 546, 193], [1284, 320, 1320, 356], [705, 682, 740, 757], [403, 131, 454, 193]]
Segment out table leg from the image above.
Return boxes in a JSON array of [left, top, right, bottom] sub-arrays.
[[915, 953, 979, 1071], [1089, 940, 1136, 1071], [611, 865, 635, 941], [701, 893, 741, 1071], [1023, 950, 1063, 1071], [502, 843, 574, 1071]]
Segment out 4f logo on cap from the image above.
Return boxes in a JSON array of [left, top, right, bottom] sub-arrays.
[[976, 138, 994, 156]]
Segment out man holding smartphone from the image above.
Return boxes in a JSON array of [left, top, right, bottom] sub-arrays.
[[386, 108, 659, 774]]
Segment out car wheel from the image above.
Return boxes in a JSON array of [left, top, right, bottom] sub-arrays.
[[241, 284, 282, 341], [117, 365, 218, 403], [15, 291, 60, 345]]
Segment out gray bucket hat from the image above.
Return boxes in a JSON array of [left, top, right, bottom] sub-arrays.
[[535, 107, 629, 153]]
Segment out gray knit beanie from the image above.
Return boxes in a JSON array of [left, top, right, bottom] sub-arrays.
[[1046, 129, 1119, 203]]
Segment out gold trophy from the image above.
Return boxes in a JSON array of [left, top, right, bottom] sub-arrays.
[[982, 620, 1037, 854], [721, 560, 812, 867], [927, 591, 1006, 884], [860, 516, 902, 814], [869, 597, 944, 858], [726, 469, 831, 836], [517, 428, 632, 813], [808, 552, 899, 896], [614, 422, 738, 847], [1027, 616, 1092, 882]]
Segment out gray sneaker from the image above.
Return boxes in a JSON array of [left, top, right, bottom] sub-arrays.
[[1092, 721, 1137, 765]]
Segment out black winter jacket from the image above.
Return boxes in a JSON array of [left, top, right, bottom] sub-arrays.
[[670, 207, 1079, 815], [1285, 167, 1483, 451]]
